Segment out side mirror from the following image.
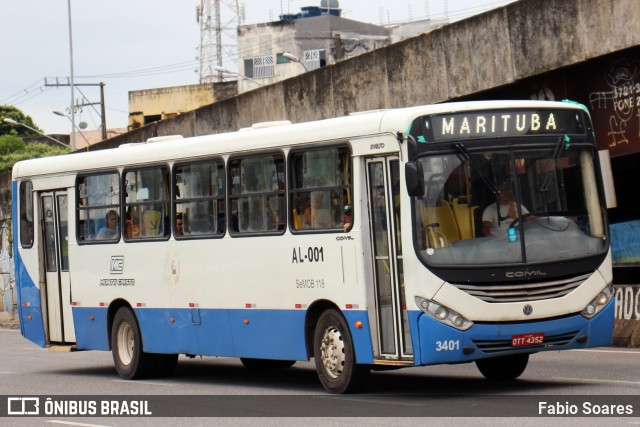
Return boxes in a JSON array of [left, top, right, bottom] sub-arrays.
[[405, 161, 425, 197]]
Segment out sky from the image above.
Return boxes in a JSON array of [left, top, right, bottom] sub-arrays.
[[0, 0, 517, 136]]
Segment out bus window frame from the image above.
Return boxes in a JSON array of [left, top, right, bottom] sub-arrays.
[[172, 157, 226, 240], [122, 164, 171, 242], [19, 180, 35, 249], [76, 170, 121, 245], [288, 143, 353, 235], [227, 150, 286, 237]]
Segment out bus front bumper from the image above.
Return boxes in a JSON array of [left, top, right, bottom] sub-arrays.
[[409, 298, 614, 366]]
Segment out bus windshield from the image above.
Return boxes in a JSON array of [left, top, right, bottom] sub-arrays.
[[413, 141, 608, 267]]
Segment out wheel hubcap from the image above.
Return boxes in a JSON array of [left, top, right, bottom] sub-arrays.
[[320, 326, 345, 378], [116, 322, 134, 366]]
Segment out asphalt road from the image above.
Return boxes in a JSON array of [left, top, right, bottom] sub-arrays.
[[1, 328, 639, 426]]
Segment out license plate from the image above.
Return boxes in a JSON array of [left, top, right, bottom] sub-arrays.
[[511, 332, 544, 347]]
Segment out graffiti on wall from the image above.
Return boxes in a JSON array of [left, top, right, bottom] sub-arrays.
[[610, 220, 640, 266], [615, 285, 640, 320], [588, 58, 640, 157]]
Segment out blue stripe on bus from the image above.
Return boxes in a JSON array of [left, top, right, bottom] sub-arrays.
[[409, 299, 615, 365], [14, 249, 46, 347], [73, 307, 374, 363], [12, 181, 46, 348], [72, 307, 110, 350]]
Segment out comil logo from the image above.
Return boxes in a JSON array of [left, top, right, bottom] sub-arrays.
[[7, 397, 40, 415], [505, 270, 546, 279], [110, 256, 124, 274]]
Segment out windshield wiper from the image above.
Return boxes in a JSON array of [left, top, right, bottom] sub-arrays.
[[540, 135, 566, 192], [539, 135, 569, 219]]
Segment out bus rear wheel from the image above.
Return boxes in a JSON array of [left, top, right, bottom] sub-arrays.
[[111, 307, 157, 379], [313, 309, 369, 393], [475, 354, 529, 381]]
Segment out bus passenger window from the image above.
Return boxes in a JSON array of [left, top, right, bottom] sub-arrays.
[[123, 167, 170, 241], [228, 153, 285, 235], [289, 146, 352, 232], [173, 160, 225, 238], [76, 172, 120, 243], [19, 181, 34, 248]]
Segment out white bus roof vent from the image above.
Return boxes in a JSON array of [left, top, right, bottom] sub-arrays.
[[239, 120, 292, 131], [146, 135, 184, 143]]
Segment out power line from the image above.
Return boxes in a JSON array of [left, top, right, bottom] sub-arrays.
[[0, 80, 46, 105]]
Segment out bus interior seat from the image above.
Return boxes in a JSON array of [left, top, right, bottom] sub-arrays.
[[422, 200, 460, 248], [452, 197, 478, 239], [292, 209, 302, 229], [143, 210, 162, 236]]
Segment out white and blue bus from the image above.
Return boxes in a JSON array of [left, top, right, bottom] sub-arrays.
[[12, 101, 614, 393]]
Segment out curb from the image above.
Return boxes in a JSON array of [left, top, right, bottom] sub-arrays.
[[0, 321, 20, 330]]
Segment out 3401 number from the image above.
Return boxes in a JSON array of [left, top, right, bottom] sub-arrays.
[[435, 340, 460, 352]]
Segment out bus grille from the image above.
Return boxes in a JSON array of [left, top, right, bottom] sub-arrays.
[[473, 331, 579, 353], [451, 273, 591, 303]]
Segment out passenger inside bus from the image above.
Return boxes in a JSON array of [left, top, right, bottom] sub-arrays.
[[291, 196, 311, 230], [175, 213, 184, 236], [481, 181, 529, 237], [342, 204, 353, 232], [97, 210, 119, 239]]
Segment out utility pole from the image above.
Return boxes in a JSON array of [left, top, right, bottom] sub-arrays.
[[44, 78, 107, 141]]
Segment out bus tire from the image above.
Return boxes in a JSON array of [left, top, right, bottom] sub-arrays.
[[475, 354, 529, 381], [313, 309, 369, 394], [111, 307, 154, 379], [240, 358, 296, 369]]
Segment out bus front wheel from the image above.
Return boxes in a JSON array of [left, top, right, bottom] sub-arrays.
[[475, 354, 529, 381], [313, 309, 369, 393], [111, 307, 156, 379]]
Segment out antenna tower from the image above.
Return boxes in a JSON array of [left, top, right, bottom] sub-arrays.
[[197, 0, 242, 83]]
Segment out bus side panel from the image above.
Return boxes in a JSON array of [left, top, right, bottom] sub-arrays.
[[343, 310, 374, 364], [72, 307, 109, 350], [12, 185, 46, 348], [135, 309, 308, 359], [135, 308, 235, 356], [228, 309, 308, 360]]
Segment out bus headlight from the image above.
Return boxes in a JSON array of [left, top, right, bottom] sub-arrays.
[[581, 284, 613, 319], [415, 296, 473, 331]]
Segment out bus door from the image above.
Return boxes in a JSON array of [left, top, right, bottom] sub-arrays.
[[40, 191, 75, 344], [366, 157, 412, 361]]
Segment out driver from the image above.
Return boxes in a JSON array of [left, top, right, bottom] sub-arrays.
[[482, 181, 529, 237]]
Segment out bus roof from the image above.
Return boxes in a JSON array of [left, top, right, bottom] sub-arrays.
[[12, 100, 585, 180]]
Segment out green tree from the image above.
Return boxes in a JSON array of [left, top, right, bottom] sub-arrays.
[[0, 135, 69, 173], [0, 105, 42, 137], [0, 134, 25, 155]]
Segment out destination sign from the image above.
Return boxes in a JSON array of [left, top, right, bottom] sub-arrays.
[[424, 109, 585, 142]]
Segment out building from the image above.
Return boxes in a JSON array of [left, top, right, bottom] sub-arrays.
[[128, 81, 237, 130], [235, 1, 447, 93]]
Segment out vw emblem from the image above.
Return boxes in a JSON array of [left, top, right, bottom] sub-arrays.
[[523, 304, 533, 316]]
